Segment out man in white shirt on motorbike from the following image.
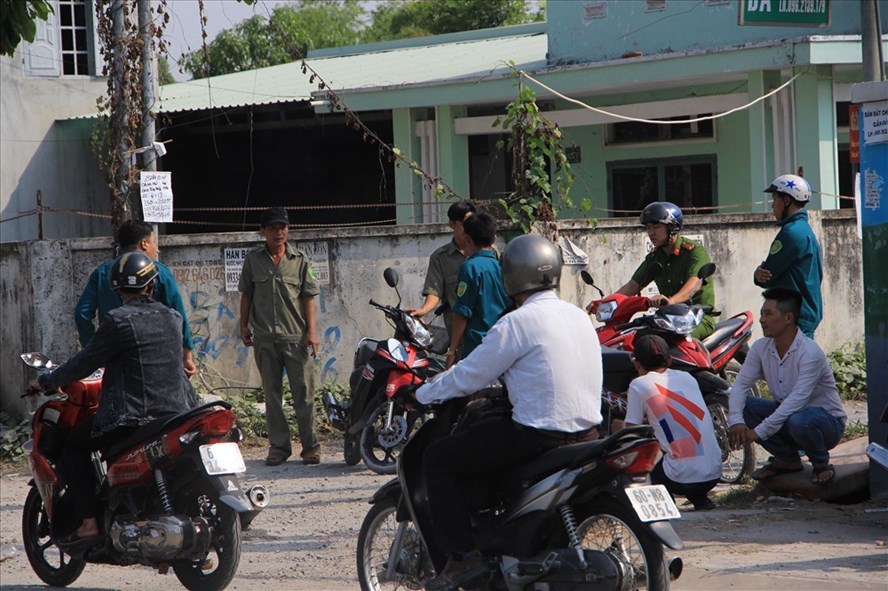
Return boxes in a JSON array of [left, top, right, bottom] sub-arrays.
[[415, 235, 603, 591]]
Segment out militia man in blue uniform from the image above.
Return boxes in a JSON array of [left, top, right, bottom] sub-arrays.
[[754, 174, 823, 337]]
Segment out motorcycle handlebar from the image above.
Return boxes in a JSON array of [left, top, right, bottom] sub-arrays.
[[369, 298, 403, 321]]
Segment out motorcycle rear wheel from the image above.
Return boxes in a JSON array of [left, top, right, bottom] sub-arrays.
[[21, 487, 86, 587], [357, 497, 432, 591], [172, 491, 242, 591], [576, 497, 669, 591], [360, 399, 422, 475], [706, 392, 756, 484]]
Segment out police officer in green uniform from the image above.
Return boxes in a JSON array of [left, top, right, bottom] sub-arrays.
[[611, 202, 716, 340]]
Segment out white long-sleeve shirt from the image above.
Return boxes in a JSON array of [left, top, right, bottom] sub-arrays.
[[416, 290, 603, 432], [728, 329, 846, 440]]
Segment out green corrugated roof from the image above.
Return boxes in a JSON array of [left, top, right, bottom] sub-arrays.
[[157, 32, 547, 114]]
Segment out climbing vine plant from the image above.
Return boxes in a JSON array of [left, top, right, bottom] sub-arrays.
[[494, 71, 588, 237]]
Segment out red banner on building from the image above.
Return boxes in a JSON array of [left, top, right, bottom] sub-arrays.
[[849, 103, 860, 164]]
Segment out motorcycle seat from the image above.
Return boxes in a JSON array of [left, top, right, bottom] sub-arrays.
[[601, 347, 634, 372], [700, 317, 745, 352], [102, 401, 232, 463], [507, 426, 654, 484]]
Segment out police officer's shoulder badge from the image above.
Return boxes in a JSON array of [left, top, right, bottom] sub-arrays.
[[457, 281, 468, 297], [681, 240, 695, 251], [769, 240, 783, 255]]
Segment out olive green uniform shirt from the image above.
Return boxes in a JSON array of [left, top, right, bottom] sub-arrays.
[[630, 236, 716, 338], [422, 239, 466, 332], [239, 243, 320, 343]]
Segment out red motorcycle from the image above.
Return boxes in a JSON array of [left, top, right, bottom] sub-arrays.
[[323, 267, 443, 475], [19, 352, 268, 591], [584, 264, 756, 484]]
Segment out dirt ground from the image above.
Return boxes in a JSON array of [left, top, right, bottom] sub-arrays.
[[1, 439, 885, 591]]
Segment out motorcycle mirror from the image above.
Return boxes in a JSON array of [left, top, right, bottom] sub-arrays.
[[382, 267, 402, 307], [697, 262, 716, 280], [580, 269, 605, 298], [20, 352, 54, 370], [383, 267, 399, 288]]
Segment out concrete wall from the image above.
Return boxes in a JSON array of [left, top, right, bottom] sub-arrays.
[[0, 52, 109, 243], [1, 210, 862, 418]]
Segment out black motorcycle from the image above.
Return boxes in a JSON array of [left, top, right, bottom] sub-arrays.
[[323, 268, 447, 474], [356, 388, 684, 591]]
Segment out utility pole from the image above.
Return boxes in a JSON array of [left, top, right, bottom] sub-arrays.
[[110, 0, 131, 230], [138, 0, 157, 174], [137, 0, 159, 240], [860, 0, 885, 83]]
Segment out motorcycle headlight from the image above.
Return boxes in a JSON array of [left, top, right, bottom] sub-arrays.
[[595, 300, 618, 323], [659, 309, 703, 335], [404, 314, 433, 348]]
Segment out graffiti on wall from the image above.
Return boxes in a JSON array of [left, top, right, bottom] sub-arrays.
[[172, 260, 250, 368]]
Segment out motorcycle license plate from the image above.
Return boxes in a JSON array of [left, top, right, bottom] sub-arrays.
[[199, 443, 246, 475], [626, 485, 681, 522]]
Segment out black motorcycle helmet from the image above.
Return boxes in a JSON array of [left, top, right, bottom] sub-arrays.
[[110, 251, 158, 291], [639, 201, 684, 236]]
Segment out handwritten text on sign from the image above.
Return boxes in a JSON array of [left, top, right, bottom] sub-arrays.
[[140, 171, 174, 223]]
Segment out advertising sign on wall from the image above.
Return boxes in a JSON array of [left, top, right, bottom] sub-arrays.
[[738, 0, 830, 27]]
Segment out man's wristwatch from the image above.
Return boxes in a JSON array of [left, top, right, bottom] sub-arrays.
[[445, 348, 456, 356]]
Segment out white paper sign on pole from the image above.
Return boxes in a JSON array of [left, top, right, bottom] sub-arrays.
[[140, 171, 173, 223], [224, 247, 250, 292]]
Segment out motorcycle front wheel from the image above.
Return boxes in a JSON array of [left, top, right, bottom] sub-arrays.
[[360, 399, 423, 475], [344, 432, 362, 466], [706, 392, 756, 484], [357, 496, 433, 591], [21, 487, 86, 587], [576, 497, 669, 591], [172, 489, 242, 591]]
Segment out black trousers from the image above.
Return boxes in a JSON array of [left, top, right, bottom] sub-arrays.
[[422, 416, 588, 556], [650, 459, 718, 507], [63, 416, 136, 524]]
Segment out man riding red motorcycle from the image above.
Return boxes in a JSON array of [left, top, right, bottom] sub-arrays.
[[28, 252, 198, 547], [590, 202, 717, 340]]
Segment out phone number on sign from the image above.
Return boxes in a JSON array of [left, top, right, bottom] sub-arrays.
[[173, 267, 224, 283]]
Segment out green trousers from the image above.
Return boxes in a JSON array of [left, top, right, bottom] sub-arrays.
[[253, 339, 318, 457]]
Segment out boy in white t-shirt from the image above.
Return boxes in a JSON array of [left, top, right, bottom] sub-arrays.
[[624, 335, 722, 510]]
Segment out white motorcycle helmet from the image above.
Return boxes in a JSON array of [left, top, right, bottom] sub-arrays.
[[764, 174, 811, 203]]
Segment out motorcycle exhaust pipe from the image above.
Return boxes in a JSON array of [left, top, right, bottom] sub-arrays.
[[668, 556, 683, 581], [247, 485, 270, 509]]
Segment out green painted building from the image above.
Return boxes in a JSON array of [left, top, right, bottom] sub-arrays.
[[157, 0, 887, 229]]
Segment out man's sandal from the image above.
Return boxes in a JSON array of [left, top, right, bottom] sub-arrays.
[[751, 461, 803, 481], [811, 464, 835, 485], [265, 450, 289, 467]]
